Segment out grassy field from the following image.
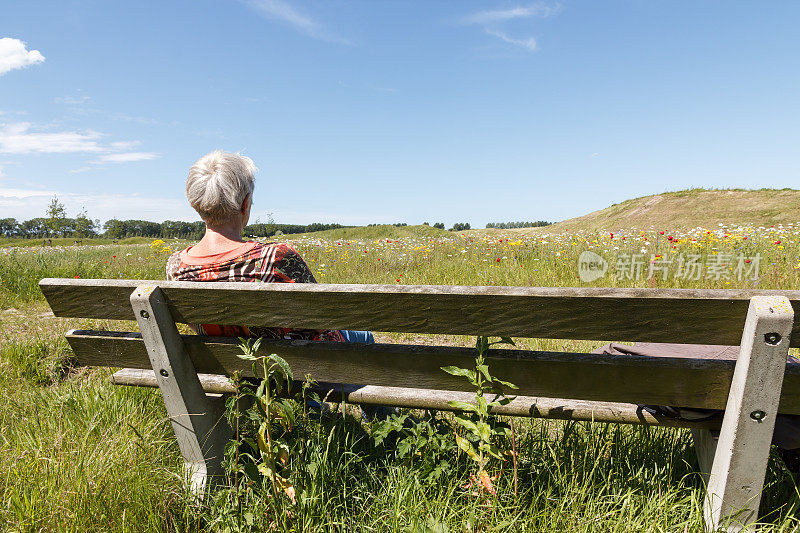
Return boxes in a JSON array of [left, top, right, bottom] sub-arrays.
[[3, 223, 800, 531]]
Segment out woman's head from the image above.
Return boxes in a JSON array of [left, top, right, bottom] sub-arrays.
[[186, 150, 257, 227]]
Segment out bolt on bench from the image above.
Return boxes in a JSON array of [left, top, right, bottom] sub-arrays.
[[39, 278, 800, 532]]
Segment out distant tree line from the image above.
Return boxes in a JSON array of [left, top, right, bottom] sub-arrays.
[[485, 221, 552, 229], [0, 195, 347, 240], [243, 222, 344, 237]]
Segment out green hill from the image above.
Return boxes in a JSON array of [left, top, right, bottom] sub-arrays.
[[542, 188, 800, 232]]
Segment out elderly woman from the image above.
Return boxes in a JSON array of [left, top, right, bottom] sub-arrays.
[[166, 150, 371, 344]]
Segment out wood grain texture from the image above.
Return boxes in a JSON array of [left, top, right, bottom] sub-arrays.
[[130, 286, 228, 494], [704, 296, 794, 531], [40, 278, 800, 345], [66, 329, 800, 414], [111, 368, 720, 429]]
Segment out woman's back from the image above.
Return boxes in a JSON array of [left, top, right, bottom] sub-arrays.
[[166, 240, 343, 341]]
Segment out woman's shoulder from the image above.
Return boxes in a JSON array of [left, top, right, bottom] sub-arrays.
[[257, 241, 303, 257], [165, 249, 184, 280]]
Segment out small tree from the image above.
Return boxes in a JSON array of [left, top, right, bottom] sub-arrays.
[[46, 196, 68, 237], [74, 209, 98, 237], [433, 222, 445, 230], [450, 222, 471, 232]]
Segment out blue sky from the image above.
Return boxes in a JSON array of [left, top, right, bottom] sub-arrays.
[[1, 1, 798, 227]]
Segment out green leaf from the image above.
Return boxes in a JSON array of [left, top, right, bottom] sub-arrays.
[[476, 421, 492, 442], [455, 433, 480, 462], [477, 364, 492, 383], [493, 378, 519, 390], [452, 417, 479, 434], [268, 354, 293, 384], [257, 422, 269, 454], [440, 366, 475, 381], [499, 336, 516, 346], [479, 442, 505, 461], [274, 399, 296, 431], [396, 438, 414, 459], [476, 394, 488, 415], [242, 463, 260, 482], [446, 400, 478, 413]]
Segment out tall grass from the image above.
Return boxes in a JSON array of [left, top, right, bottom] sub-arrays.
[[3, 224, 800, 530]]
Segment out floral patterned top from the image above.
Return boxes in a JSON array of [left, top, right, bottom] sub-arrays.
[[166, 241, 344, 342]]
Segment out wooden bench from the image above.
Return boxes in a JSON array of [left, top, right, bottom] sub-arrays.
[[39, 278, 800, 532]]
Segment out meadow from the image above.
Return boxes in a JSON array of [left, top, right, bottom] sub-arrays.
[[2, 224, 800, 531]]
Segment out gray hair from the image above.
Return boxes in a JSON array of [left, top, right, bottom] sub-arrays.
[[186, 150, 257, 226]]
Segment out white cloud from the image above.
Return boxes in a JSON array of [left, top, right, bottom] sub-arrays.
[[54, 95, 91, 105], [590, 152, 599, 158], [0, 38, 45, 76], [68, 167, 93, 174], [0, 187, 198, 222], [243, 0, 351, 44], [0, 123, 156, 163], [460, 3, 558, 52], [461, 4, 559, 25], [94, 152, 158, 163], [108, 141, 141, 150], [0, 122, 104, 154], [0, 187, 57, 199], [485, 29, 537, 51]]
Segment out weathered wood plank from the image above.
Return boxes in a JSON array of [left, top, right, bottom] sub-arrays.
[[111, 368, 721, 429], [130, 286, 229, 495], [704, 296, 794, 531], [66, 329, 800, 414], [40, 278, 800, 345]]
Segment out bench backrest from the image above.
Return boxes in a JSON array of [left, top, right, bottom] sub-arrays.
[[39, 278, 800, 345], [39, 278, 800, 414]]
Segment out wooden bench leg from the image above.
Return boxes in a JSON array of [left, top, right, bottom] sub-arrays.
[[131, 285, 230, 497], [702, 295, 793, 532], [692, 428, 719, 485]]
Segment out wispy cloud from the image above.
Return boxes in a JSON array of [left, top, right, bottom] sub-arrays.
[[0, 123, 159, 169], [0, 187, 197, 222], [0, 122, 104, 154], [461, 4, 559, 25], [68, 166, 93, 174], [54, 95, 91, 105], [485, 29, 537, 51], [0, 37, 45, 76], [460, 3, 558, 52], [94, 152, 158, 163], [243, 0, 351, 44]]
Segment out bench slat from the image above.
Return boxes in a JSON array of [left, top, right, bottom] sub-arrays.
[[66, 329, 800, 414], [41, 278, 800, 345], [110, 368, 720, 429]]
